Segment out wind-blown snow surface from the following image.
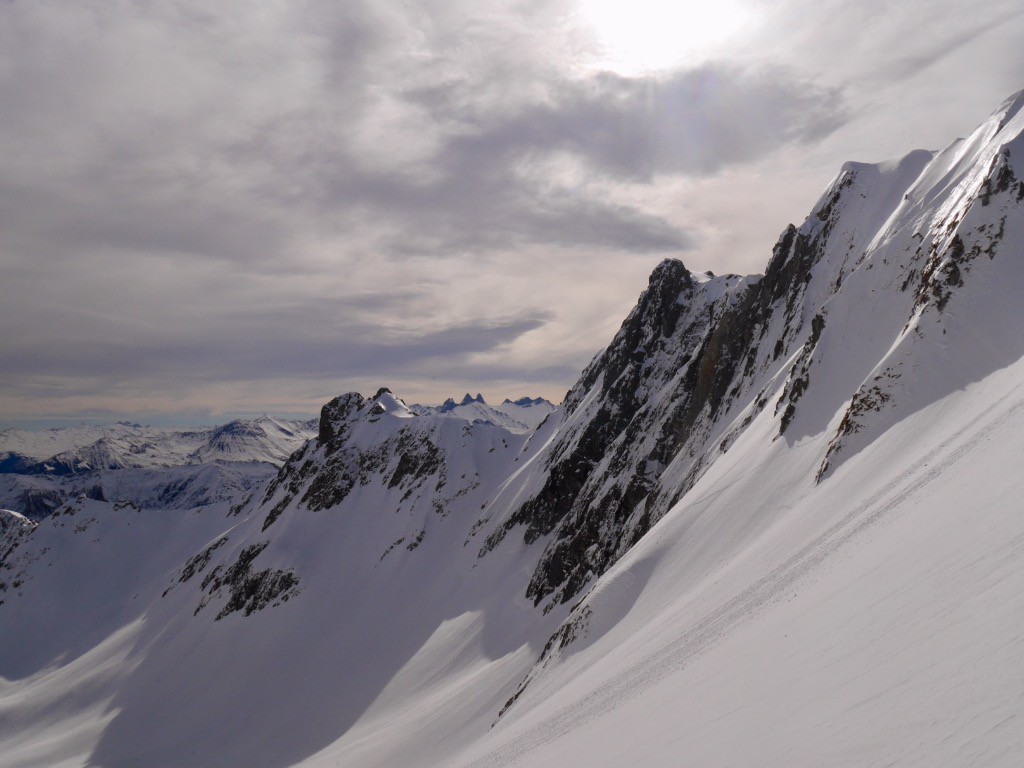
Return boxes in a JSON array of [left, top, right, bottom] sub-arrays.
[[4, 93, 1024, 767]]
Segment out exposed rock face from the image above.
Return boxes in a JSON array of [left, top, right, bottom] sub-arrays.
[[481, 261, 765, 606], [17, 488, 64, 520], [193, 541, 300, 620], [232, 97, 1022, 619], [480, 95, 1024, 611], [479, 218, 851, 609], [0, 509, 36, 569], [139, 93, 1024, 630], [317, 392, 367, 448], [3, 92, 1024, 768]]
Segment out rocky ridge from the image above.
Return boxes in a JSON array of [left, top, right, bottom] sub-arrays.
[[2, 91, 1023, 768], [142, 90, 1024, 632]]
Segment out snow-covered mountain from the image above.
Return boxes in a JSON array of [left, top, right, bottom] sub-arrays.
[[4, 92, 1024, 768], [0, 417, 320, 521], [0, 416, 319, 476], [185, 417, 321, 466], [413, 392, 556, 432]]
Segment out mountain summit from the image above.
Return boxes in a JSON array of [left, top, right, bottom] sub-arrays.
[[3, 92, 1024, 768]]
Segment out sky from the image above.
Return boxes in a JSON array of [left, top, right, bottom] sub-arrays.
[[2, 0, 1023, 428]]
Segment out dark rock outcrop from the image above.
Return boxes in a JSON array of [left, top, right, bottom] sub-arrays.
[[484, 202, 843, 609]]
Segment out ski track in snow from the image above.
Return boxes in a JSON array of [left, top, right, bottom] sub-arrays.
[[459, 382, 1024, 768]]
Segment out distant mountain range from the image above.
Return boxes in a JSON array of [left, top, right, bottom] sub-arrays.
[[0, 416, 319, 475], [0, 399, 555, 520], [0, 416, 318, 520]]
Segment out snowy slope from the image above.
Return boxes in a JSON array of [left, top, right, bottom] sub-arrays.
[[446, 87, 1024, 768], [0, 423, 142, 466], [448, 361, 1024, 768], [0, 389, 572, 767], [3, 92, 1024, 768]]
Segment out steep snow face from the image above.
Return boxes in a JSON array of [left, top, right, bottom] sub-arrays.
[[812, 92, 1024, 478], [475, 89, 1024, 615], [3, 92, 1024, 768], [449, 349, 1024, 768], [460, 88, 1024, 753]]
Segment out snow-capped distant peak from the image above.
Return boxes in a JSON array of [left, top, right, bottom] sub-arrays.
[[0, 417, 318, 478], [501, 396, 553, 408], [403, 392, 557, 432]]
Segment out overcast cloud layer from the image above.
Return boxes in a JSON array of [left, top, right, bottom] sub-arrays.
[[2, 0, 1023, 427]]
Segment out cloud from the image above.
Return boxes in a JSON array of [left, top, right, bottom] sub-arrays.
[[439, 66, 844, 181], [3, 299, 551, 381], [0, 1, 847, 258], [0, 0, 852, 423], [752, 0, 1024, 90]]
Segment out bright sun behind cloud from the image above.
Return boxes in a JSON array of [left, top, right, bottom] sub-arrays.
[[577, 0, 754, 73]]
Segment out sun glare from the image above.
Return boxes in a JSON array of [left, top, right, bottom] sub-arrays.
[[577, 0, 753, 74]]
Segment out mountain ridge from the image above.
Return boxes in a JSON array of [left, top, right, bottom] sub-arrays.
[[2, 91, 1024, 768]]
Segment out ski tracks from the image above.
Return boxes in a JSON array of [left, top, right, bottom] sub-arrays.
[[457, 383, 1024, 768]]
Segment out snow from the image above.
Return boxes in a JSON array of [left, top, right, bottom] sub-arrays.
[[0, 416, 319, 522], [0, 509, 29, 525], [2, 92, 1024, 768], [0, 417, 317, 474], [448, 361, 1024, 768], [413, 396, 556, 432]]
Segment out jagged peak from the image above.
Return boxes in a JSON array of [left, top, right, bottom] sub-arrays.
[[504, 396, 551, 407], [648, 257, 692, 287], [317, 392, 367, 446], [317, 388, 415, 446], [634, 259, 696, 319], [371, 390, 413, 417]]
